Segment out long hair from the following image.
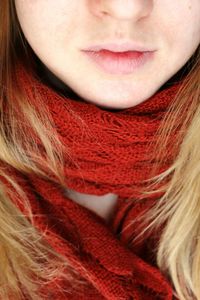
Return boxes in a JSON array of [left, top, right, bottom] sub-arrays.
[[140, 49, 200, 300], [0, 2, 89, 299], [0, 1, 200, 299], [127, 46, 200, 299]]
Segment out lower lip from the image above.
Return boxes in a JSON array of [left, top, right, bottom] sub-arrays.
[[82, 49, 154, 75]]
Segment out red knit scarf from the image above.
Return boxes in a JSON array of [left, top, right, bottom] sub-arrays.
[[4, 65, 184, 299]]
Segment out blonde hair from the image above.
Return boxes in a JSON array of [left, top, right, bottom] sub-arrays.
[[127, 48, 200, 300], [156, 59, 200, 299], [0, 2, 89, 299], [0, 1, 200, 299]]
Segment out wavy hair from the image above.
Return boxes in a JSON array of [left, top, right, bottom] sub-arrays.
[[0, 1, 200, 299], [0, 2, 89, 299], [128, 44, 200, 300]]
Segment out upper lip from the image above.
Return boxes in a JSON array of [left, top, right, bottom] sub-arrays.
[[83, 42, 155, 53]]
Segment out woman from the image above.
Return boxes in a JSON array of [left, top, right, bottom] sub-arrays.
[[0, 1, 199, 299]]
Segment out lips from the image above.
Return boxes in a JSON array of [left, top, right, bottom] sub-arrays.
[[91, 49, 144, 59], [84, 42, 154, 53], [82, 49, 154, 75]]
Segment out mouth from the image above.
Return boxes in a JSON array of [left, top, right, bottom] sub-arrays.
[[81, 49, 155, 75]]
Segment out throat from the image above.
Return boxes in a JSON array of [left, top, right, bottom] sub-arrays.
[[65, 188, 118, 222]]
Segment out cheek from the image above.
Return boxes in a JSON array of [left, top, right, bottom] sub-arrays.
[[162, 15, 200, 65], [156, 1, 200, 46], [15, 1, 77, 47]]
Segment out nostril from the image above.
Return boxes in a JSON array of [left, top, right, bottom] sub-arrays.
[[90, 0, 153, 22]]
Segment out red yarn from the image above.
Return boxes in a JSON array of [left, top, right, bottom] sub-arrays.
[[3, 65, 184, 299]]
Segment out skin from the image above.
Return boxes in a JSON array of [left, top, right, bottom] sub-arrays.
[[15, 0, 200, 110], [14, 1, 200, 219]]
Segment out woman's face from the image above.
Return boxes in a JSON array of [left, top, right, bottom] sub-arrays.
[[15, 0, 200, 109]]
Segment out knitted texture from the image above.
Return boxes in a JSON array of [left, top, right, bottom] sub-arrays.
[[3, 65, 184, 299]]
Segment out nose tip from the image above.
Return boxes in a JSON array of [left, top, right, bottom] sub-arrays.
[[91, 0, 153, 21]]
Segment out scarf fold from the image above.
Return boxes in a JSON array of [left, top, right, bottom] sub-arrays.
[[4, 65, 184, 299], [17, 65, 180, 199]]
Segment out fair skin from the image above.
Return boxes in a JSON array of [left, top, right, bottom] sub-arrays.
[[15, 1, 200, 220]]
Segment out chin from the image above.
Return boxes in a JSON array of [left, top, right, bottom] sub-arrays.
[[81, 89, 151, 110], [78, 77, 161, 109]]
